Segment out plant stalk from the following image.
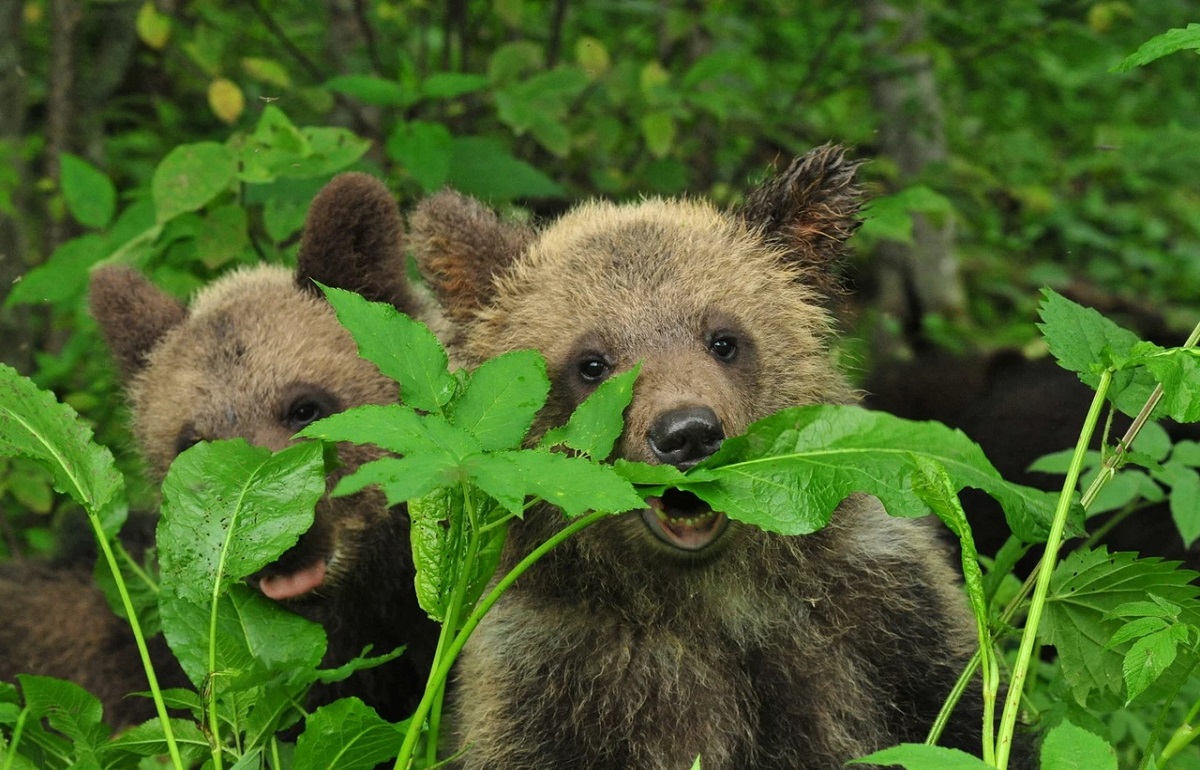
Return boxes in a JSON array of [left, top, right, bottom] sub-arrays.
[[395, 508, 611, 770], [89, 511, 186, 770], [995, 369, 1112, 769]]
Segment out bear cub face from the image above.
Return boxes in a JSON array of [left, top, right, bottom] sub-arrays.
[[413, 146, 861, 561], [90, 173, 424, 601]]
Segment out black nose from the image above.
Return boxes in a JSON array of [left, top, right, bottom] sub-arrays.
[[647, 406, 724, 469]]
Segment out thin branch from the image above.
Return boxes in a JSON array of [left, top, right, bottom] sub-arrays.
[[352, 0, 386, 76], [546, 0, 569, 68]]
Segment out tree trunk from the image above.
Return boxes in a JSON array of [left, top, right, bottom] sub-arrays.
[[0, 0, 32, 373], [862, 0, 965, 340]]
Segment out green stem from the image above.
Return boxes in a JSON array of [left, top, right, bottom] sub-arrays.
[[2, 708, 29, 770], [424, 485, 482, 767], [1142, 651, 1200, 769], [88, 512, 185, 770], [395, 509, 611, 770], [995, 369, 1113, 769]]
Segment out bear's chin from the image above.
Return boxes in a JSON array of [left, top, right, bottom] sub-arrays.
[[641, 489, 730, 553]]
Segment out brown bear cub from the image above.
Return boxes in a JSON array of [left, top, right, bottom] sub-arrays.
[[80, 173, 439, 722], [412, 146, 999, 769]]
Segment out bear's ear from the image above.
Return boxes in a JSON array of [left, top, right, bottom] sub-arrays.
[[408, 189, 533, 324], [296, 172, 416, 313], [89, 265, 187, 381], [736, 144, 864, 294]]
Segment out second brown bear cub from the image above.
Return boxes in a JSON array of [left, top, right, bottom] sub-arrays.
[[412, 146, 992, 769], [88, 173, 440, 722]]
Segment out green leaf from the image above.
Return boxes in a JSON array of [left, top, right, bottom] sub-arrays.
[[151, 141, 237, 223], [421, 73, 490, 100], [59, 153, 116, 229], [682, 405, 1062, 541], [408, 486, 506, 623], [0, 363, 124, 533], [1113, 24, 1200, 72], [452, 350, 549, 451], [860, 186, 954, 246], [324, 75, 415, 107], [1125, 344, 1200, 422], [1041, 547, 1200, 704], [195, 204, 250, 269], [320, 286, 456, 413], [161, 582, 327, 691], [158, 439, 325, 604], [850, 743, 992, 769], [1040, 720, 1118, 770], [640, 110, 676, 159], [18, 674, 108, 756], [1159, 462, 1200, 547], [447, 137, 563, 201], [911, 458, 988, 630], [503, 449, 645, 518], [540, 365, 639, 459], [107, 718, 209, 764], [1122, 626, 1186, 702], [1037, 289, 1159, 418], [6, 234, 109, 308], [293, 698, 404, 770], [386, 121, 453, 192], [334, 453, 462, 506], [310, 409, 482, 475]]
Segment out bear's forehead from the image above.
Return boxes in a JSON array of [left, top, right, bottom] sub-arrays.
[[135, 287, 381, 412]]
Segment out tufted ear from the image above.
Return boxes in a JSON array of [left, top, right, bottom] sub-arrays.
[[736, 144, 864, 298], [408, 189, 533, 324], [89, 265, 187, 381], [296, 172, 417, 313]]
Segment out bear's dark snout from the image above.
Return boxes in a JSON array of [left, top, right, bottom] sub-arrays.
[[647, 406, 724, 469]]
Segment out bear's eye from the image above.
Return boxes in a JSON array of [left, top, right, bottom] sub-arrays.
[[285, 399, 326, 430], [578, 357, 611, 384], [281, 386, 342, 432], [708, 334, 738, 362]]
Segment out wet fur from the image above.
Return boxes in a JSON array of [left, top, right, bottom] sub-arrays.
[[413, 146, 1007, 768]]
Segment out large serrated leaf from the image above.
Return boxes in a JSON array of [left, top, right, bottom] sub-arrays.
[[17, 675, 109, 758], [681, 405, 1062, 540], [506, 449, 645, 518], [320, 286, 456, 413], [1038, 720, 1118, 770], [1041, 547, 1200, 705], [158, 439, 325, 604], [0, 363, 125, 535], [292, 698, 404, 770], [1125, 344, 1200, 423], [1036, 289, 1160, 418], [452, 349, 549, 451], [540, 365, 639, 459]]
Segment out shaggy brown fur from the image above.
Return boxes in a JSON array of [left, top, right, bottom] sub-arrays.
[[2, 172, 438, 724], [412, 146, 1000, 769]]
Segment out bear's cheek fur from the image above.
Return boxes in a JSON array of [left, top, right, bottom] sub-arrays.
[[128, 303, 397, 598]]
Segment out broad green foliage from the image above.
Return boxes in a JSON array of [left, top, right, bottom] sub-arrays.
[[1113, 24, 1200, 72], [0, 363, 124, 536], [1042, 548, 1200, 706], [1039, 721, 1119, 770], [632, 405, 1062, 541]]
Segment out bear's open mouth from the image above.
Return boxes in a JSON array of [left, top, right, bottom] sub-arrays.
[[642, 489, 728, 551], [258, 558, 328, 600]]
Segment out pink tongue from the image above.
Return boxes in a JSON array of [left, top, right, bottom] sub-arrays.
[[259, 560, 327, 600]]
